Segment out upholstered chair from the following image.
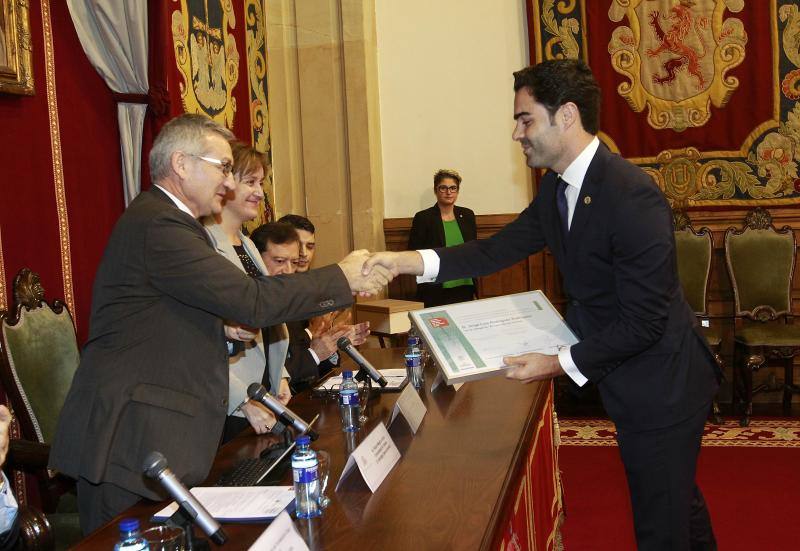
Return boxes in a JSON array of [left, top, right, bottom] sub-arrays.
[[0, 268, 81, 549], [724, 208, 800, 427], [673, 210, 723, 424]]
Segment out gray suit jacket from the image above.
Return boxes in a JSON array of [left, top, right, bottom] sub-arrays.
[[203, 222, 290, 413], [49, 188, 352, 499]]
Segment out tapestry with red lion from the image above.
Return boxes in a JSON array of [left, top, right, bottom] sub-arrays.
[[525, 0, 800, 207]]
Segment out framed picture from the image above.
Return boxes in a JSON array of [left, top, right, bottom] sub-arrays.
[[0, 0, 33, 95]]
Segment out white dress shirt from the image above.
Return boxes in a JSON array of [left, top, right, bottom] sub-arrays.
[[416, 137, 601, 387], [154, 185, 196, 218], [0, 472, 18, 535]]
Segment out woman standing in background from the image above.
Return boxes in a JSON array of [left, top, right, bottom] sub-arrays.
[[408, 169, 477, 307]]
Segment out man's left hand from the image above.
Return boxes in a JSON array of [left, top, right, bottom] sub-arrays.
[[225, 325, 258, 342], [503, 353, 564, 384]]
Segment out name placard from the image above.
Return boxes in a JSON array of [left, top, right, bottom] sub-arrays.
[[248, 510, 309, 551], [388, 383, 427, 433], [335, 423, 400, 493]]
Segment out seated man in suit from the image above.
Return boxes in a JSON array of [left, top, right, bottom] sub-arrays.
[[250, 222, 302, 277], [48, 114, 392, 534], [274, 215, 370, 393], [0, 406, 19, 551]]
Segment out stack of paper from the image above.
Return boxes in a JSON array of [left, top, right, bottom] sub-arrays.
[[152, 486, 295, 523]]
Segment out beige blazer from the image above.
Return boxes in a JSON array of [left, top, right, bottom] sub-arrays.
[[204, 222, 290, 415]]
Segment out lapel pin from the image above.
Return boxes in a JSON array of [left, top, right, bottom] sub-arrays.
[[584, 196, 592, 205]]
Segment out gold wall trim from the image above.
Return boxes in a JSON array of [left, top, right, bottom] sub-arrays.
[[0, 227, 6, 311], [40, 0, 75, 322]]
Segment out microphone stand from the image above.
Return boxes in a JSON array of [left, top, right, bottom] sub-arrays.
[[165, 507, 210, 551], [354, 368, 376, 424]]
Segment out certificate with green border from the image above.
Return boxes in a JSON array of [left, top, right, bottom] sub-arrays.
[[409, 290, 578, 385]]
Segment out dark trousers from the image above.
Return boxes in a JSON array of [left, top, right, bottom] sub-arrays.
[[616, 403, 716, 550], [77, 477, 143, 536]]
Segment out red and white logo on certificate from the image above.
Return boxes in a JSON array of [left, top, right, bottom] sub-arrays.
[[428, 317, 449, 328]]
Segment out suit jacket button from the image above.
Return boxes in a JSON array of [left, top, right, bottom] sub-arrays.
[[571, 299, 580, 307], [221, 398, 228, 407]]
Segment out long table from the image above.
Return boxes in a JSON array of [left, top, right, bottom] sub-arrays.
[[73, 348, 561, 550]]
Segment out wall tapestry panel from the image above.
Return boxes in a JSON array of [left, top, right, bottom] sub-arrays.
[[526, 0, 798, 207], [153, 0, 273, 228]]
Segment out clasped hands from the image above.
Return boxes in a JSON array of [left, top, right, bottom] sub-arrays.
[[353, 251, 567, 384], [339, 250, 425, 296]]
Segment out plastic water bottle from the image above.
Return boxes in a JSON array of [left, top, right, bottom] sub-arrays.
[[405, 331, 424, 389], [291, 435, 321, 518], [339, 370, 361, 432], [114, 518, 149, 551], [415, 329, 430, 367]]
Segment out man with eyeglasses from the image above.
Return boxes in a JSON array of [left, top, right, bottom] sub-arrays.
[[48, 114, 393, 534], [408, 168, 477, 307]]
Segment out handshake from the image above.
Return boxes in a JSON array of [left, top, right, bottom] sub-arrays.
[[337, 250, 425, 296]]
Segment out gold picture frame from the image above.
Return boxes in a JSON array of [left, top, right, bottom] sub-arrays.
[[0, 0, 34, 95]]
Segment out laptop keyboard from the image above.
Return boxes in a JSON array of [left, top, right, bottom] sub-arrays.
[[215, 445, 292, 487]]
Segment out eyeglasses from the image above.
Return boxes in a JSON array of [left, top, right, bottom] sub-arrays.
[[436, 185, 459, 193], [188, 154, 233, 177]]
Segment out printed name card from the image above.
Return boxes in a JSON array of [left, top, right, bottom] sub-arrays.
[[335, 422, 401, 493], [388, 383, 427, 433], [248, 510, 309, 551]]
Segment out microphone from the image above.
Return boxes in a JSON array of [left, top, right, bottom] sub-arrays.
[[337, 336, 388, 387], [246, 383, 319, 440], [142, 451, 227, 545]]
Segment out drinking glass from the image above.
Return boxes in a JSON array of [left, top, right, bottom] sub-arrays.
[[358, 380, 371, 425], [142, 525, 185, 551], [316, 450, 331, 509]]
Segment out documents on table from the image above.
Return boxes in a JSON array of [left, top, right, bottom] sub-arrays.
[[315, 368, 407, 391], [249, 510, 309, 551], [409, 290, 578, 385], [152, 486, 295, 523], [335, 423, 400, 493], [388, 383, 427, 433]]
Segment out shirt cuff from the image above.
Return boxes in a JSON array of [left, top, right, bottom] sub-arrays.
[[307, 348, 322, 365], [0, 472, 18, 534], [558, 346, 588, 387], [416, 249, 440, 283]]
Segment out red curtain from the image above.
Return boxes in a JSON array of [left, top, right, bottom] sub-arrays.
[[0, 0, 124, 343], [0, 0, 272, 343]]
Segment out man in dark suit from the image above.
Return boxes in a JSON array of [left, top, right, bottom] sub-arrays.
[[366, 60, 719, 550], [408, 169, 477, 307], [48, 114, 390, 534], [276, 215, 369, 393]]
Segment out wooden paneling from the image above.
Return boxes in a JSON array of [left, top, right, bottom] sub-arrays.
[[384, 206, 800, 405], [383, 215, 545, 302]]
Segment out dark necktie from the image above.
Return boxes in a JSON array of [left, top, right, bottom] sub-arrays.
[[556, 176, 569, 238]]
